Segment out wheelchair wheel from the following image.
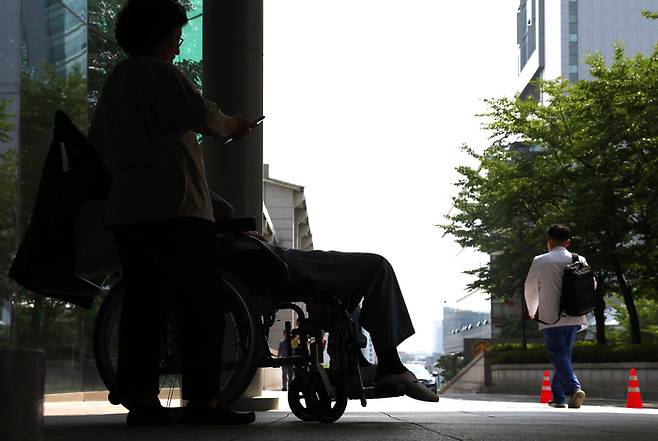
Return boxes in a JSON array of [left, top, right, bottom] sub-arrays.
[[93, 270, 262, 409], [288, 375, 316, 422], [304, 370, 348, 423]]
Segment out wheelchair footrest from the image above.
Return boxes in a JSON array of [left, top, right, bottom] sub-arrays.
[[363, 384, 406, 399]]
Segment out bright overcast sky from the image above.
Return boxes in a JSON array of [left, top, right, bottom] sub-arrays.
[[263, 0, 520, 353]]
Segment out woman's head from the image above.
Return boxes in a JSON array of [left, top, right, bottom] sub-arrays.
[[115, 0, 188, 61]]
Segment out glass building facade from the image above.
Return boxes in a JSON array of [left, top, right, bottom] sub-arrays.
[[0, 0, 203, 394], [517, 0, 537, 72]]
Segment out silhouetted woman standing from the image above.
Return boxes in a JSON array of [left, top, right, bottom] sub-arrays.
[[89, 0, 255, 426]]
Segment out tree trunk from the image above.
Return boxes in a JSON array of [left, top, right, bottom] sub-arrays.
[[593, 272, 607, 345], [29, 296, 43, 345], [520, 292, 527, 350], [612, 257, 642, 344]]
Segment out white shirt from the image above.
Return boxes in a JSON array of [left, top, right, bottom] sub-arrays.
[[524, 246, 591, 331], [88, 56, 228, 226]]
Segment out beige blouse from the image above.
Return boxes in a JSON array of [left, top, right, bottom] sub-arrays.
[[88, 56, 227, 226]]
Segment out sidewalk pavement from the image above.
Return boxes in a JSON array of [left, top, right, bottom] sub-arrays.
[[44, 392, 658, 441]]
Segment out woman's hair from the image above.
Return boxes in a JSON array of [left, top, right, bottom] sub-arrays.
[[115, 0, 188, 56]]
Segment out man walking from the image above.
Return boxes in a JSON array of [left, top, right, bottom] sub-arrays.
[[277, 329, 294, 391], [524, 224, 592, 409]]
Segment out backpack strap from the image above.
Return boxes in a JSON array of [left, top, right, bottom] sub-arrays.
[[536, 253, 579, 325], [535, 315, 561, 326]]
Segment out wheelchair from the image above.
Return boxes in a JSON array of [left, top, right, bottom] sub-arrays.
[[7, 110, 407, 422], [92, 215, 407, 423]]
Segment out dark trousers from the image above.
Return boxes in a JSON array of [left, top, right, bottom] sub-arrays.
[[281, 365, 294, 390], [274, 249, 415, 351], [111, 217, 221, 402], [542, 325, 581, 403]]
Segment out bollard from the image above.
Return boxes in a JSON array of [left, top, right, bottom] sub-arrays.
[[0, 349, 46, 441]]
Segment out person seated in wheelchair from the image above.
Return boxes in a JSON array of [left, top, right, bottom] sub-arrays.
[[216, 196, 438, 403]]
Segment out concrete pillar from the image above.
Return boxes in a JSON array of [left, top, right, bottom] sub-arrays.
[[202, 0, 263, 226], [202, 0, 272, 410], [0, 349, 45, 441]]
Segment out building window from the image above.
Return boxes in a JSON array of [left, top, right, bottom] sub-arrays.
[[568, 0, 579, 82], [517, 0, 537, 72]]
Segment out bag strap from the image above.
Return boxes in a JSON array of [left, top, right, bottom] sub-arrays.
[[535, 253, 578, 325], [536, 315, 561, 326]]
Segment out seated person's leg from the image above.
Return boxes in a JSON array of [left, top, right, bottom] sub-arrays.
[[272, 248, 438, 402]]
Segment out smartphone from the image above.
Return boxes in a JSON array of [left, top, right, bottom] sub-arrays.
[[224, 116, 265, 144]]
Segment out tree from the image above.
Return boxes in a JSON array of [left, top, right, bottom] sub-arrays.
[[642, 10, 658, 20], [0, 100, 17, 344], [608, 296, 658, 344], [18, 63, 87, 234], [0, 99, 17, 300], [436, 353, 465, 384], [444, 45, 658, 345], [0, 99, 14, 143]]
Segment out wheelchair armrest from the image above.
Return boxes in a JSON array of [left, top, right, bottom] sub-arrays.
[[239, 236, 291, 283], [215, 217, 257, 234], [217, 233, 291, 287]]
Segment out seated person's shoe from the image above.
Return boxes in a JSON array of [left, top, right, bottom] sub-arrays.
[[376, 371, 439, 402], [181, 404, 256, 425], [126, 405, 176, 427], [548, 401, 567, 408], [568, 389, 586, 409]]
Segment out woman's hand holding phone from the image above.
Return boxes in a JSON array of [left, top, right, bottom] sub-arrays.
[[224, 115, 265, 144]]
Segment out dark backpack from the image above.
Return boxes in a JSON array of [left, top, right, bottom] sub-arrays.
[[536, 253, 597, 325], [560, 253, 597, 317]]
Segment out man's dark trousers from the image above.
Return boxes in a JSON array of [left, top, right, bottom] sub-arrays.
[[542, 325, 581, 403]]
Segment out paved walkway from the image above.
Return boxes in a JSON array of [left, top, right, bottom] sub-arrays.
[[44, 393, 658, 441]]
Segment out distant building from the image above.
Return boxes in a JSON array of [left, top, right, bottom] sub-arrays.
[[263, 164, 313, 251], [517, 0, 658, 98], [442, 307, 491, 354], [361, 328, 378, 365], [261, 165, 314, 354], [0, 0, 22, 153], [432, 319, 444, 355], [1, 0, 89, 153]]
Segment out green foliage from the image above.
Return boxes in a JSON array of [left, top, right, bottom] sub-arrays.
[[642, 10, 658, 20], [443, 44, 658, 344], [18, 63, 88, 235], [0, 99, 15, 143], [496, 317, 542, 340], [87, 0, 126, 112], [608, 296, 658, 343], [436, 353, 466, 384], [490, 341, 658, 364], [0, 149, 18, 296]]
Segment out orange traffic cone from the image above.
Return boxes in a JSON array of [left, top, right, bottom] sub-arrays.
[[539, 370, 552, 403], [626, 368, 643, 408]]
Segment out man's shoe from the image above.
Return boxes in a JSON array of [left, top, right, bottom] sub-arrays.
[[568, 389, 586, 409], [181, 405, 256, 425], [548, 401, 567, 408], [126, 405, 176, 426], [376, 371, 439, 402]]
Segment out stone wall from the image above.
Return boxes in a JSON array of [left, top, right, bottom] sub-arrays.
[[489, 362, 658, 400], [441, 355, 658, 401]]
